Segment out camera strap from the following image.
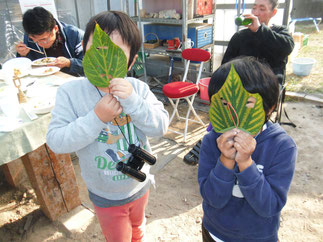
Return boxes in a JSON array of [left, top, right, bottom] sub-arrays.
[[95, 86, 131, 145]]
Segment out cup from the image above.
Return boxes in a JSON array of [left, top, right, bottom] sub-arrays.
[[0, 87, 20, 118], [186, 38, 195, 48], [167, 39, 175, 50], [174, 37, 181, 49]]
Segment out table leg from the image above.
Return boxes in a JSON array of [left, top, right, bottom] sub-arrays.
[[1, 158, 28, 188], [21, 144, 81, 221]]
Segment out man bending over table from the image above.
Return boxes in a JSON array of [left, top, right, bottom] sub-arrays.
[[16, 6, 84, 76]]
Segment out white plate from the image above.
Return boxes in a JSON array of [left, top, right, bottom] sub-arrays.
[[32, 57, 56, 66], [29, 66, 60, 76], [26, 86, 57, 98], [2, 57, 32, 79], [30, 98, 55, 114]]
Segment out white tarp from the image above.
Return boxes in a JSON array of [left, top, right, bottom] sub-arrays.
[[19, 0, 57, 19]]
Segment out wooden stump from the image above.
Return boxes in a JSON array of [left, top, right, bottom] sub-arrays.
[[21, 144, 81, 221]]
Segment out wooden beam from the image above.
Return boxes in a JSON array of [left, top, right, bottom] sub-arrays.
[[1, 158, 27, 188], [21, 144, 81, 221]]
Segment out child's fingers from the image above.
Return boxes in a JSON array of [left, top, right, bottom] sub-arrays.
[[217, 131, 235, 149], [109, 98, 122, 117], [101, 93, 114, 102], [234, 133, 256, 146], [226, 139, 234, 147], [234, 131, 254, 144], [109, 85, 125, 93], [109, 78, 128, 87], [115, 106, 123, 116], [108, 95, 120, 106], [234, 137, 252, 151], [234, 137, 256, 156], [117, 105, 123, 113], [228, 147, 237, 156], [223, 147, 237, 160], [221, 128, 239, 140], [110, 85, 133, 99], [233, 142, 242, 151], [110, 91, 125, 98], [110, 81, 127, 90]]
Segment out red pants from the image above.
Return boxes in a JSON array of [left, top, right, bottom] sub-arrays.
[[93, 191, 149, 242]]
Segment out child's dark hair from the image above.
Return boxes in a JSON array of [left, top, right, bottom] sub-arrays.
[[83, 11, 142, 67], [208, 56, 279, 120], [22, 7, 56, 35]]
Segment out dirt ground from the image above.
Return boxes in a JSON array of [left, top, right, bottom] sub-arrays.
[[0, 99, 322, 242], [1, 23, 323, 242]]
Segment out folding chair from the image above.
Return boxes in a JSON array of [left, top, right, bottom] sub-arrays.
[[273, 75, 296, 127], [162, 48, 211, 142]]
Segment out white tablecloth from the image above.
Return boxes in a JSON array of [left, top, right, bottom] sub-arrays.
[[0, 72, 83, 165]]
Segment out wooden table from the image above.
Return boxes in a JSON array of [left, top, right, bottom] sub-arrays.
[[0, 71, 82, 221]]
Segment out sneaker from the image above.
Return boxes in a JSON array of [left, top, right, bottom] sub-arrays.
[[183, 140, 202, 166]]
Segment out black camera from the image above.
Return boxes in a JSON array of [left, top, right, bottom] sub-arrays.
[[116, 144, 156, 182]]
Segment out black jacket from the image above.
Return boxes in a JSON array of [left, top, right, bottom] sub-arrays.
[[222, 24, 294, 84]]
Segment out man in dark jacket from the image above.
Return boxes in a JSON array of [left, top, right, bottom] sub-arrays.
[[16, 7, 84, 76], [184, 0, 294, 166], [222, 0, 294, 85]]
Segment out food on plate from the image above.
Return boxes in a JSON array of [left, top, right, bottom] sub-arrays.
[[33, 100, 52, 109], [29, 66, 60, 76], [13, 68, 22, 77], [33, 58, 56, 65], [44, 68, 53, 73], [30, 98, 55, 114]]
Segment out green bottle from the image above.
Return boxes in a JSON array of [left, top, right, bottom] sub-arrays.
[[235, 16, 252, 26]]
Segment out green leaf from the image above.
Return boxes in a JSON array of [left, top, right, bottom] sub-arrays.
[[83, 24, 128, 87], [209, 64, 265, 135]]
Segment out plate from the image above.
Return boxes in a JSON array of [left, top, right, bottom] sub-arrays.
[[2, 57, 32, 79], [32, 57, 56, 66], [30, 98, 55, 114], [26, 86, 57, 98], [29, 66, 60, 76]]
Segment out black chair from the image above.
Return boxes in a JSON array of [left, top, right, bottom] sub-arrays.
[[273, 74, 296, 127]]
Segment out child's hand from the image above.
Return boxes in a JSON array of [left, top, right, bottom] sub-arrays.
[[233, 130, 256, 171], [94, 93, 122, 123], [109, 78, 133, 99], [217, 129, 238, 169]]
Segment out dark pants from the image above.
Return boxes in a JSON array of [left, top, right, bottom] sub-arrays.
[[202, 223, 216, 242], [202, 223, 280, 242]]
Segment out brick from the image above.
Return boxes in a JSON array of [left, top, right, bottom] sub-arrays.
[[56, 205, 96, 239]]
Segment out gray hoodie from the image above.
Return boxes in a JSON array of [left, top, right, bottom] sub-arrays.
[[46, 77, 169, 201]]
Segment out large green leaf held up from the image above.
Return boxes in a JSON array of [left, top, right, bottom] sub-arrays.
[[83, 24, 128, 87], [209, 64, 265, 135]]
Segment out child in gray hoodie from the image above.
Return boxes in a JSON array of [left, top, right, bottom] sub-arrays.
[[46, 11, 169, 241]]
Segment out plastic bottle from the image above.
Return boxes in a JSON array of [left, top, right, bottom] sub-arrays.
[[235, 16, 252, 26]]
